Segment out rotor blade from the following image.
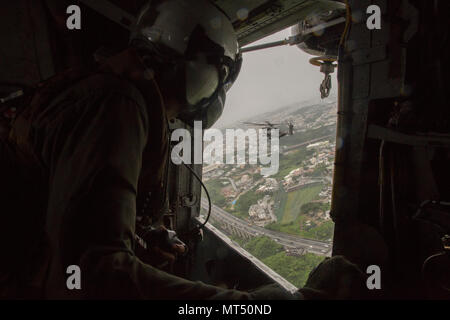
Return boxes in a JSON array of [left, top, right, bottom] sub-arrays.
[[242, 122, 268, 126]]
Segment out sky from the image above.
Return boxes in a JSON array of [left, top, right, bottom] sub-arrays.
[[214, 27, 338, 128]]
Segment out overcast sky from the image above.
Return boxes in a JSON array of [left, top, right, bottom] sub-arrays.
[[214, 27, 337, 128]]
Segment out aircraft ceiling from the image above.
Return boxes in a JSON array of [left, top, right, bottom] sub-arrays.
[[214, 0, 344, 46], [107, 0, 345, 46]]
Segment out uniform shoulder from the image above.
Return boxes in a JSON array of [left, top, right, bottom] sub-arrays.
[[92, 73, 146, 104], [72, 73, 147, 108]]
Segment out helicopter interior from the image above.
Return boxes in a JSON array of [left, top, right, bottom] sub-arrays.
[[0, 0, 449, 299]]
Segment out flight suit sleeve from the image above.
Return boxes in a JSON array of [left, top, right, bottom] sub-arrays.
[[42, 81, 259, 300]]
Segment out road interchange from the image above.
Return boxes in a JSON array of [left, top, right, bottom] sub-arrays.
[[200, 199, 332, 256]]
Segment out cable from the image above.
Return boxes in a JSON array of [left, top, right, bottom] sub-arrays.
[[390, 148, 399, 243], [181, 161, 212, 231], [379, 140, 386, 233], [148, 68, 212, 232], [339, 0, 351, 47], [164, 121, 212, 233]]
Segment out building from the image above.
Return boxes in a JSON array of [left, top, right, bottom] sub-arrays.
[[306, 141, 329, 149], [256, 178, 279, 193], [248, 195, 276, 227]]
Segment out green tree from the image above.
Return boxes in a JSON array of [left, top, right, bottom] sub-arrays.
[[204, 180, 227, 208], [263, 252, 324, 287], [243, 236, 283, 260]]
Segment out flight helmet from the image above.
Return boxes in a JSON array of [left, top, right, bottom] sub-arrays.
[[131, 0, 242, 128]]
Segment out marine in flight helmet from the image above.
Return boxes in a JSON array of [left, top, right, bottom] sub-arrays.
[[130, 0, 242, 128]]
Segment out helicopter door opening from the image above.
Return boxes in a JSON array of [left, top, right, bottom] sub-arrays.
[[193, 26, 339, 290]]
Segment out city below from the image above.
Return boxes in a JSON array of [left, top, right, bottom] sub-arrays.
[[199, 99, 338, 288]]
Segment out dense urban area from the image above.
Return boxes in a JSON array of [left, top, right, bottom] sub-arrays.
[[200, 98, 338, 287]]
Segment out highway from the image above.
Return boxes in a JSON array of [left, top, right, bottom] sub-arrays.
[[281, 134, 334, 152], [201, 199, 332, 256]]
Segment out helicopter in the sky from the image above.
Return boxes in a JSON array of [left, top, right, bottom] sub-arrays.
[[241, 120, 294, 139]]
